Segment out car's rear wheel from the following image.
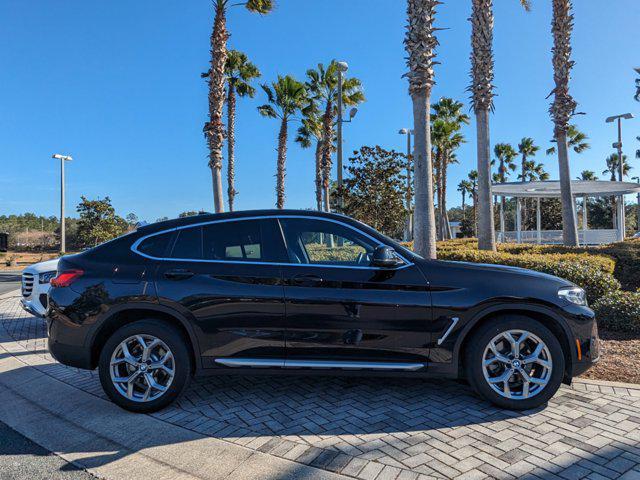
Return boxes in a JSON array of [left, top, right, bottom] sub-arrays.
[[465, 315, 565, 410], [98, 320, 192, 413]]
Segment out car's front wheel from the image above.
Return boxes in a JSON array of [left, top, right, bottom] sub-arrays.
[[465, 315, 565, 410], [98, 319, 192, 413]]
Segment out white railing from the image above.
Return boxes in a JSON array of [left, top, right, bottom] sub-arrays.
[[497, 229, 618, 245]]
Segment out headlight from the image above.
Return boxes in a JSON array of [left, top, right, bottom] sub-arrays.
[[39, 271, 57, 284], [558, 286, 587, 306]]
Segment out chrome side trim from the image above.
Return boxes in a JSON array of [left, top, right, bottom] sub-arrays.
[[214, 358, 425, 371], [437, 317, 460, 346], [283, 360, 425, 371], [130, 214, 413, 270], [214, 358, 285, 368]]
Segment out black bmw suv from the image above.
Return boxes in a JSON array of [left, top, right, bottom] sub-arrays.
[[47, 210, 598, 413]]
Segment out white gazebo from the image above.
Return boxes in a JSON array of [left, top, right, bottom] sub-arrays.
[[491, 180, 640, 245]]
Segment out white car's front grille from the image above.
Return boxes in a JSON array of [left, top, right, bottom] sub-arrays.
[[22, 273, 34, 297]]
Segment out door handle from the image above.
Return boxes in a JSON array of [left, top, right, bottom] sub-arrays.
[[291, 274, 323, 286], [164, 269, 194, 281]]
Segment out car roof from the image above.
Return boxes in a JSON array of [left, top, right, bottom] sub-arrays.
[[137, 209, 356, 234]]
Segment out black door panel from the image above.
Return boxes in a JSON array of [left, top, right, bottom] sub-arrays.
[[278, 218, 432, 364], [155, 219, 287, 361]]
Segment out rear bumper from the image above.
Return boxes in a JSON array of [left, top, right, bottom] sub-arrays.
[[46, 317, 93, 369]]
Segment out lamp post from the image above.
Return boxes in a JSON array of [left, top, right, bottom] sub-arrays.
[[52, 154, 73, 253], [335, 61, 357, 210], [399, 128, 414, 241], [606, 113, 634, 240]]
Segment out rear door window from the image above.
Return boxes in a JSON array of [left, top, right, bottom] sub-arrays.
[[202, 219, 287, 263]]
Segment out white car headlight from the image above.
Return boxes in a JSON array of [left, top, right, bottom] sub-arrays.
[[558, 286, 587, 306], [39, 271, 57, 284]]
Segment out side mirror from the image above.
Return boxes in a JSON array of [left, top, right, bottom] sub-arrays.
[[371, 245, 402, 268]]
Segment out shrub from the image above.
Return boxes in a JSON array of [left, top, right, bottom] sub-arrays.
[[593, 291, 640, 333]]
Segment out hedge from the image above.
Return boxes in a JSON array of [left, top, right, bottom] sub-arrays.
[[401, 239, 621, 304], [592, 291, 640, 334]]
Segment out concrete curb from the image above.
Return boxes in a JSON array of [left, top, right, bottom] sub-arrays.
[[0, 337, 349, 480], [574, 376, 640, 391]]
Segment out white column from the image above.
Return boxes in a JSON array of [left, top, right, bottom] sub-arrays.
[[499, 197, 505, 243], [618, 194, 625, 241], [536, 198, 541, 244], [516, 197, 522, 244]]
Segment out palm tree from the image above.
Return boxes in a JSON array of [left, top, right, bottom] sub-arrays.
[[224, 50, 260, 211], [549, 0, 579, 246], [546, 124, 590, 155], [203, 0, 273, 213], [468, 170, 479, 236], [603, 153, 631, 181], [458, 180, 472, 215], [578, 170, 597, 181], [404, 0, 440, 258], [295, 112, 324, 211], [517, 138, 540, 181], [305, 61, 364, 212], [468, 0, 530, 251], [258, 75, 308, 209], [493, 143, 517, 235], [432, 98, 469, 240]]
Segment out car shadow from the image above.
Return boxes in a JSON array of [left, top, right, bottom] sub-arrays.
[[1, 313, 637, 479]]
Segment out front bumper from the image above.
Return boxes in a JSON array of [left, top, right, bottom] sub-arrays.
[[20, 298, 47, 318]]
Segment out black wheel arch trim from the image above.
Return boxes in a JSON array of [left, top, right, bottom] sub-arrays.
[[85, 302, 203, 371], [452, 302, 576, 376]]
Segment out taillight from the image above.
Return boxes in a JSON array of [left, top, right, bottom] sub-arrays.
[[50, 270, 84, 288]]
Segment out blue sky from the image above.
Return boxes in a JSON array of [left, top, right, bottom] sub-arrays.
[[1, 0, 639, 222]]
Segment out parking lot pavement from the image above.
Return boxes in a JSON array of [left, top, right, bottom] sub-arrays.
[[0, 420, 97, 480], [0, 272, 21, 296], [1, 295, 640, 480]]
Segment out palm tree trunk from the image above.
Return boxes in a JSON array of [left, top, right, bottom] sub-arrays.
[[442, 156, 451, 239], [315, 140, 323, 211], [550, 0, 579, 246], [435, 151, 443, 240], [557, 131, 579, 245], [205, 0, 227, 213], [476, 109, 496, 250], [276, 118, 288, 209], [412, 90, 437, 259], [321, 101, 333, 212], [226, 83, 237, 211]]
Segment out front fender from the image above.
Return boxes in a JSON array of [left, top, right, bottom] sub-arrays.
[[450, 303, 577, 379]]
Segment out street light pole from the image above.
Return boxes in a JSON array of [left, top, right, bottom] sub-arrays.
[[52, 154, 73, 253], [399, 128, 414, 241], [606, 113, 634, 240], [336, 61, 348, 211]]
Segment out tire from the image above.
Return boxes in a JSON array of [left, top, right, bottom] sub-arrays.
[[465, 315, 565, 410], [98, 319, 192, 413]]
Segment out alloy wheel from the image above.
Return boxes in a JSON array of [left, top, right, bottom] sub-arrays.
[[109, 334, 175, 403], [481, 329, 553, 400]]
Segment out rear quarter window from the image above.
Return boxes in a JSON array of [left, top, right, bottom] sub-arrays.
[[136, 232, 174, 258]]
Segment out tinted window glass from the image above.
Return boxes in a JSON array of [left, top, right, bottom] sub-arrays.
[[280, 218, 376, 266], [171, 227, 202, 259], [137, 232, 173, 258], [203, 220, 263, 261]]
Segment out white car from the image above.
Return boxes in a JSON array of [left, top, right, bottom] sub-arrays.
[[21, 258, 59, 317]]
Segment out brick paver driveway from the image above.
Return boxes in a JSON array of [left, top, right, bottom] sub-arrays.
[[2, 295, 640, 480]]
